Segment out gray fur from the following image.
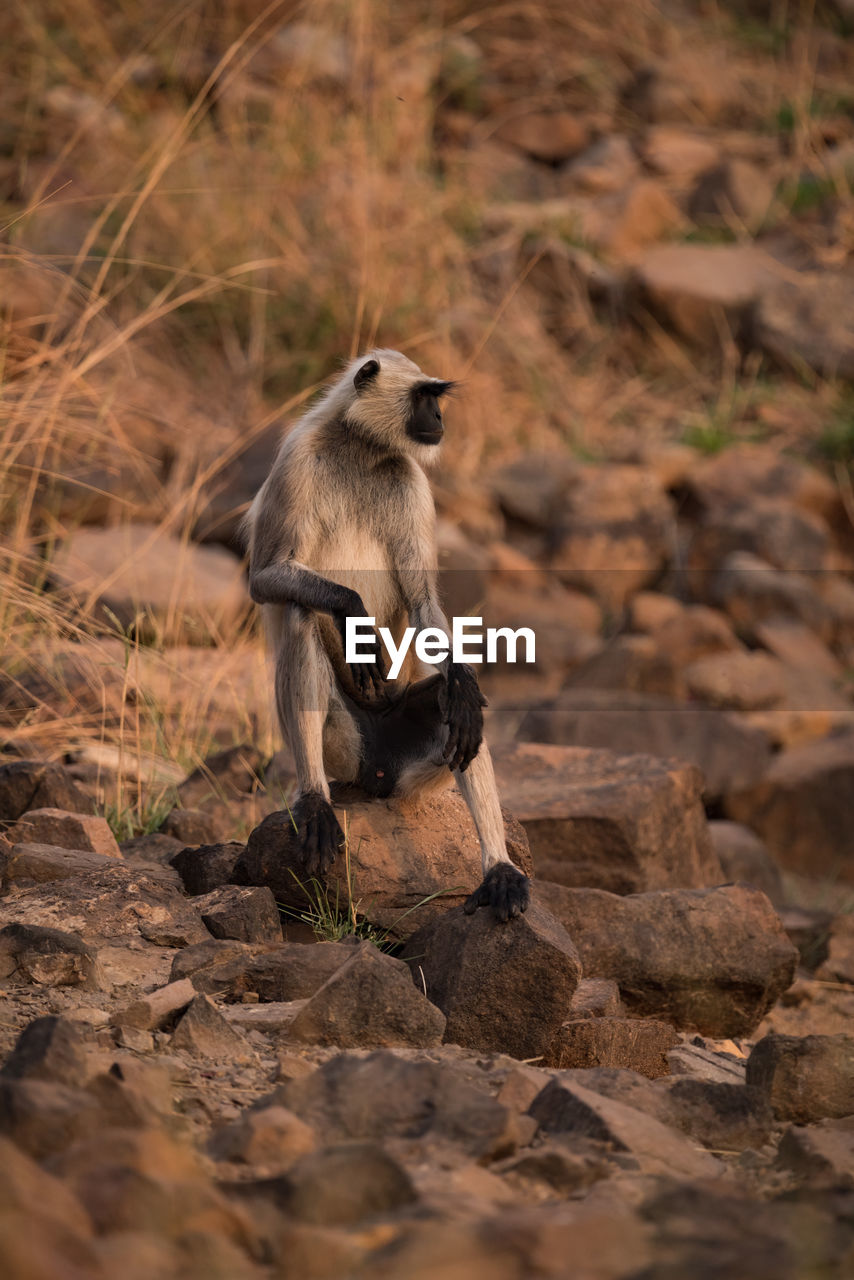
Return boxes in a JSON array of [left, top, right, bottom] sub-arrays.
[[244, 349, 519, 895]]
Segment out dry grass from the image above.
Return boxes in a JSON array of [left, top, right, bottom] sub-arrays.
[[1, 0, 852, 826]]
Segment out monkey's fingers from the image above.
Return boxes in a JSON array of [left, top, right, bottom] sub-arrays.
[[465, 864, 530, 922], [294, 792, 344, 877]]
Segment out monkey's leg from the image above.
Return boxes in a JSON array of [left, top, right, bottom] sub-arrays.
[[394, 678, 529, 923], [455, 743, 530, 923], [276, 609, 346, 876]]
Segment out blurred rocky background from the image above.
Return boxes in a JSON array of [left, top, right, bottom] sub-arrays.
[[2, 1, 854, 1277]]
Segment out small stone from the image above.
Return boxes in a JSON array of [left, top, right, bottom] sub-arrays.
[[0, 1016, 91, 1086], [114, 1026, 155, 1053], [1, 842, 124, 887], [170, 994, 253, 1059], [725, 731, 854, 882], [777, 1121, 854, 1187], [231, 1142, 416, 1227], [708, 821, 783, 905], [172, 938, 353, 1000], [159, 805, 233, 845], [528, 1078, 721, 1178], [684, 651, 787, 712], [569, 979, 623, 1019], [169, 841, 246, 895], [289, 942, 445, 1049], [494, 111, 588, 164], [6, 808, 120, 857], [543, 1017, 678, 1078], [195, 884, 283, 944], [403, 901, 581, 1060], [113, 978, 196, 1031], [210, 1104, 316, 1169], [277, 1050, 519, 1160], [746, 1033, 854, 1123], [0, 923, 100, 989], [0, 760, 89, 822], [689, 158, 775, 229]]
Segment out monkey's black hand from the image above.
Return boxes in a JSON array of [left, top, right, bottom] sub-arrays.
[[293, 791, 345, 877], [440, 662, 486, 772], [331, 590, 386, 698], [464, 863, 530, 923]]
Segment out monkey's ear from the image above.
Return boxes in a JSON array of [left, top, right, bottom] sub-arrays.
[[354, 358, 380, 391]]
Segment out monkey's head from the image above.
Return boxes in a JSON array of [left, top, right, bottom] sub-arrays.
[[344, 349, 456, 464]]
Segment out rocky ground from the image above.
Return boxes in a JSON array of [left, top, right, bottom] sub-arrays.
[[3, 0, 854, 1276]]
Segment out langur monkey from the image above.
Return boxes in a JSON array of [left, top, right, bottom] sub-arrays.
[[244, 349, 530, 922]]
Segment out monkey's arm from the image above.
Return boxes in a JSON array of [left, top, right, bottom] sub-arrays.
[[249, 560, 385, 696]]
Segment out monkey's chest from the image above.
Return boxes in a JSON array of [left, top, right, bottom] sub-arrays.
[[313, 529, 400, 624]]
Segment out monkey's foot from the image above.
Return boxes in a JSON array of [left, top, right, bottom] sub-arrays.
[[464, 863, 530, 923], [292, 791, 345, 877]]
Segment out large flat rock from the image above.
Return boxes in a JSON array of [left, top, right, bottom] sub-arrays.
[[492, 742, 721, 894]]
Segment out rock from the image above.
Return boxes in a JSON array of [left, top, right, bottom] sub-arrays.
[[177, 743, 267, 807], [402, 902, 581, 1059], [1, 842, 124, 887], [746, 1033, 854, 1123], [689, 158, 775, 229], [170, 995, 253, 1059], [113, 978, 196, 1031], [0, 863, 209, 949], [289, 942, 446, 1048], [782, 907, 834, 971], [634, 243, 778, 346], [754, 269, 854, 381], [538, 882, 797, 1036], [169, 841, 247, 895], [666, 1038, 747, 1084], [550, 464, 675, 610], [276, 1050, 520, 1160], [655, 1077, 773, 1151], [483, 581, 602, 675], [195, 884, 282, 943], [642, 126, 720, 178], [235, 788, 531, 941], [528, 1078, 721, 1178], [819, 914, 854, 984], [647, 604, 741, 666], [5, 808, 120, 857], [687, 499, 832, 579], [492, 742, 721, 894], [755, 617, 843, 682], [1, 1016, 91, 1087], [516, 689, 772, 800], [0, 759, 90, 823], [224, 1002, 303, 1033], [684, 651, 787, 712], [685, 443, 840, 522], [498, 1142, 608, 1194], [231, 1142, 416, 1227], [494, 111, 588, 164], [725, 731, 854, 881], [172, 938, 355, 1000], [119, 831, 185, 870], [543, 1018, 678, 1077], [569, 979, 623, 1019], [0, 1134, 93, 1240], [712, 551, 834, 642], [0, 923, 101, 989], [50, 522, 248, 644], [490, 451, 579, 530], [210, 1104, 317, 1169], [564, 134, 639, 193], [158, 805, 234, 845], [708, 821, 784, 905], [51, 1128, 253, 1249], [777, 1121, 854, 1187], [563, 633, 684, 698], [0, 1069, 157, 1161]]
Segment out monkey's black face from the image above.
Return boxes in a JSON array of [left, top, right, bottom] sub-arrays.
[[406, 382, 452, 446]]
